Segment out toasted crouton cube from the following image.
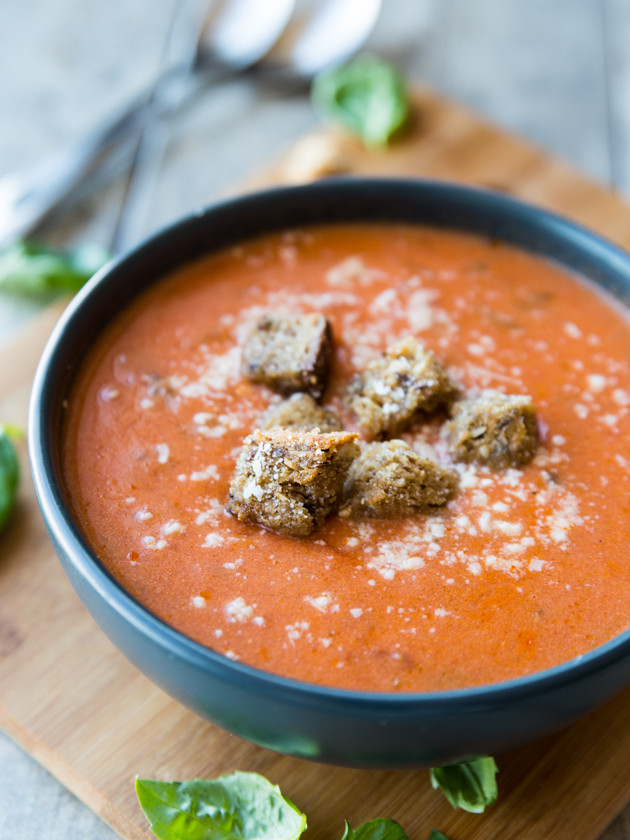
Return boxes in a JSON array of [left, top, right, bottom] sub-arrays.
[[339, 440, 458, 519], [241, 313, 333, 400], [227, 428, 359, 537], [261, 393, 343, 432], [446, 391, 539, 468], [346, 337, 456, 437]]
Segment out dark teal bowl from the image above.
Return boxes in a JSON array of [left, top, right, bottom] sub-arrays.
[[28, 178, 630, 768]]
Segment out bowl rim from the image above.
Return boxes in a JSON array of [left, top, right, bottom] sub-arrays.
[[28, 175, 630, 710]]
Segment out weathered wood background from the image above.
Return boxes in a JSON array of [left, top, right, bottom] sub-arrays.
[[1, 0, 629, 837]]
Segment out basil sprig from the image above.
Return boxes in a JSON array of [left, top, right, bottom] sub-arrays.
[[0, 239, 109, 298], [136, 772, 307, 840], [0, 424, 19, 534], [312, 54, 410, 147], [136, 771, 458, 840], [430, 756, 498, 813]]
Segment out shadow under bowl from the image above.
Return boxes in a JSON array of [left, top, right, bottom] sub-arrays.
[[28, 177, 630, 768]]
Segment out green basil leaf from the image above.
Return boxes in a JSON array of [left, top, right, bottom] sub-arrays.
[[136, 771, 307, 840], [341, 820, 356, 840], [312, 54, 410, 147], [1, 423, 24, 440], [0, 239, 109, 298], [342, 819, 409, 840], [352, 818, 409, 840], [0, 424, 19, 534], [428, 831, 452, 840], [430, 756, 498, 813]]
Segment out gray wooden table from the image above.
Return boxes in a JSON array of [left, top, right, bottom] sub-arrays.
[[1, 0, 629, 837]]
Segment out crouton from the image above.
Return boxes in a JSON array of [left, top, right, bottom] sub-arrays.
[[346, 337, 456, 437], [261, 392, 343, 432], [241, 313, 333, 400], [340, 440, 458, 519], [446, 391, 539, 468], [227, 428, 359, 537]]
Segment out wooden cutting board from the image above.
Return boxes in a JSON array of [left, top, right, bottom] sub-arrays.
[[2, 87, 630, 840]]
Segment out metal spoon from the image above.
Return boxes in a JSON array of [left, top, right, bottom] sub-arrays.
[[113, 0, 383, 251], [272, 0, 382, 80], [0, 0, 382, 249], [0, 0, 296, 249], [110, 0, 297, 252]]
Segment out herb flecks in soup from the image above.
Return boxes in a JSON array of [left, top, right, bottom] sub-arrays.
[[63, 225, 630, 692]]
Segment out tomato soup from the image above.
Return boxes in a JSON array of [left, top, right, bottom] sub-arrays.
[[62, 225, 630, 692]]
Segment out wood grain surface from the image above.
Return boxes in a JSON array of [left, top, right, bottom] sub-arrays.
[[2, 87, 630, 840]]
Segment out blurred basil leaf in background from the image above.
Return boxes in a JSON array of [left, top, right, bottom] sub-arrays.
[[312, 54, 410, 147], [0, 239, 109, 298], [0, 423, 20, 535]]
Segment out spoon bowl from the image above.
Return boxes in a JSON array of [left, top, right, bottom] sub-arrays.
[[258, 0, 382, 83], [200, 0, 296, 71]]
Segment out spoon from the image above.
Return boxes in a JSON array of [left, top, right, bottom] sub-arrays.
[[113, 0, 383, 251], [110, 0, 297, 252], [270, 0, 382, 80], [0, 0, 296, 250], [0, 0, 382, 249]]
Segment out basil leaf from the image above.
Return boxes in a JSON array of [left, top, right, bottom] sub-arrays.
[[430, 756, 498, 813], [342, 819, 409, 840], [0, 239, 109, 298], [341, 820, 356, 840], [1, 423, 24, 440], [0, 424, 19, 534], [356, 819, 409, 840], [136, 771, 307, 840], [312, 54, 410, 147], [428, 832, 452, 840]]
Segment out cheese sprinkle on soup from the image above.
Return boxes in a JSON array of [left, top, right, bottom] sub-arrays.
[[63, 224, 630, 692]]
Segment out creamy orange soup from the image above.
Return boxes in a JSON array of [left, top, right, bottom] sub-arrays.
[[63, 224, 630, 692]]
